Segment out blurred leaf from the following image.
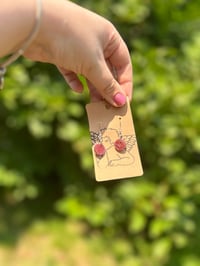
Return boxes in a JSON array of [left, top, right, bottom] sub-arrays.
[[129, 210, 146, 233], [152, 237, 172, 260]]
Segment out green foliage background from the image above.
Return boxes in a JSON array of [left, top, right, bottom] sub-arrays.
[[0, 0, 200, 265]]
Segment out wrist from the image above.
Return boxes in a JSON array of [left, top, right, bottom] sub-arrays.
[[24, 0, 68, 64], [0, 0, 42, 90], [0, 0, 37, 57]]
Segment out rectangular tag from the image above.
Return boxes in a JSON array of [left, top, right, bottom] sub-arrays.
[[86, 100, 143, 181]]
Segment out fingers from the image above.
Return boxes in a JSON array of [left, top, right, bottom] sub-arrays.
[[57, 29, 133, 108], [106, 35, 133, 101], [85, 59, 128, 107], [86, 80, 102, 102], [58, 64, 128, 107], [58, 66, 83, 93], [86, 32, 133, 106]]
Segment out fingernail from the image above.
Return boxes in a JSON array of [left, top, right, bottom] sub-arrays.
[[113, 93, 126, 106]]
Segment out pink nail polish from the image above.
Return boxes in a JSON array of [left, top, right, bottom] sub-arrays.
[[113, 93, 126, 106]]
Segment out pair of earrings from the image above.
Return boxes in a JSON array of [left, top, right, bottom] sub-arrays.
[[94, 118, 126, 158]]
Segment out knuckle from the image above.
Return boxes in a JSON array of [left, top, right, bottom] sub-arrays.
[[103, 79, 116, 95]]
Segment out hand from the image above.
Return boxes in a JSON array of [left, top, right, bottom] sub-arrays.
[[25, 0, 133, 106]]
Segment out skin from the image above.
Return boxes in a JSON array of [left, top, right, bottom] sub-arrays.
[[0, 0, 133, 107]]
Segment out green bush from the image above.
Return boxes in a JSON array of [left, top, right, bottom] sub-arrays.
[[0, 0, 199, 265]]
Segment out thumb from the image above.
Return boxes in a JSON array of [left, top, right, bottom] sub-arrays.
[[86, 61, 127, 107]]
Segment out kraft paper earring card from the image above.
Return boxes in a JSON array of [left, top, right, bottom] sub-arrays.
[[86, 100, 143, 181]]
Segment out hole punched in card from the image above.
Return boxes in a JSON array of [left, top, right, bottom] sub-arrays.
[[86, 99, 143, 182]]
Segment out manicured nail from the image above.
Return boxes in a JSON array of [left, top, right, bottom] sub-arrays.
[[113, 93, 126, 106]]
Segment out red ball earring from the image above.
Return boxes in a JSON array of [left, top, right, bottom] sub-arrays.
[[114, 138, 126, 153], [94, 143, 106, 158], [93, 127, 106, 158], [114, 117, 126, 153]]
